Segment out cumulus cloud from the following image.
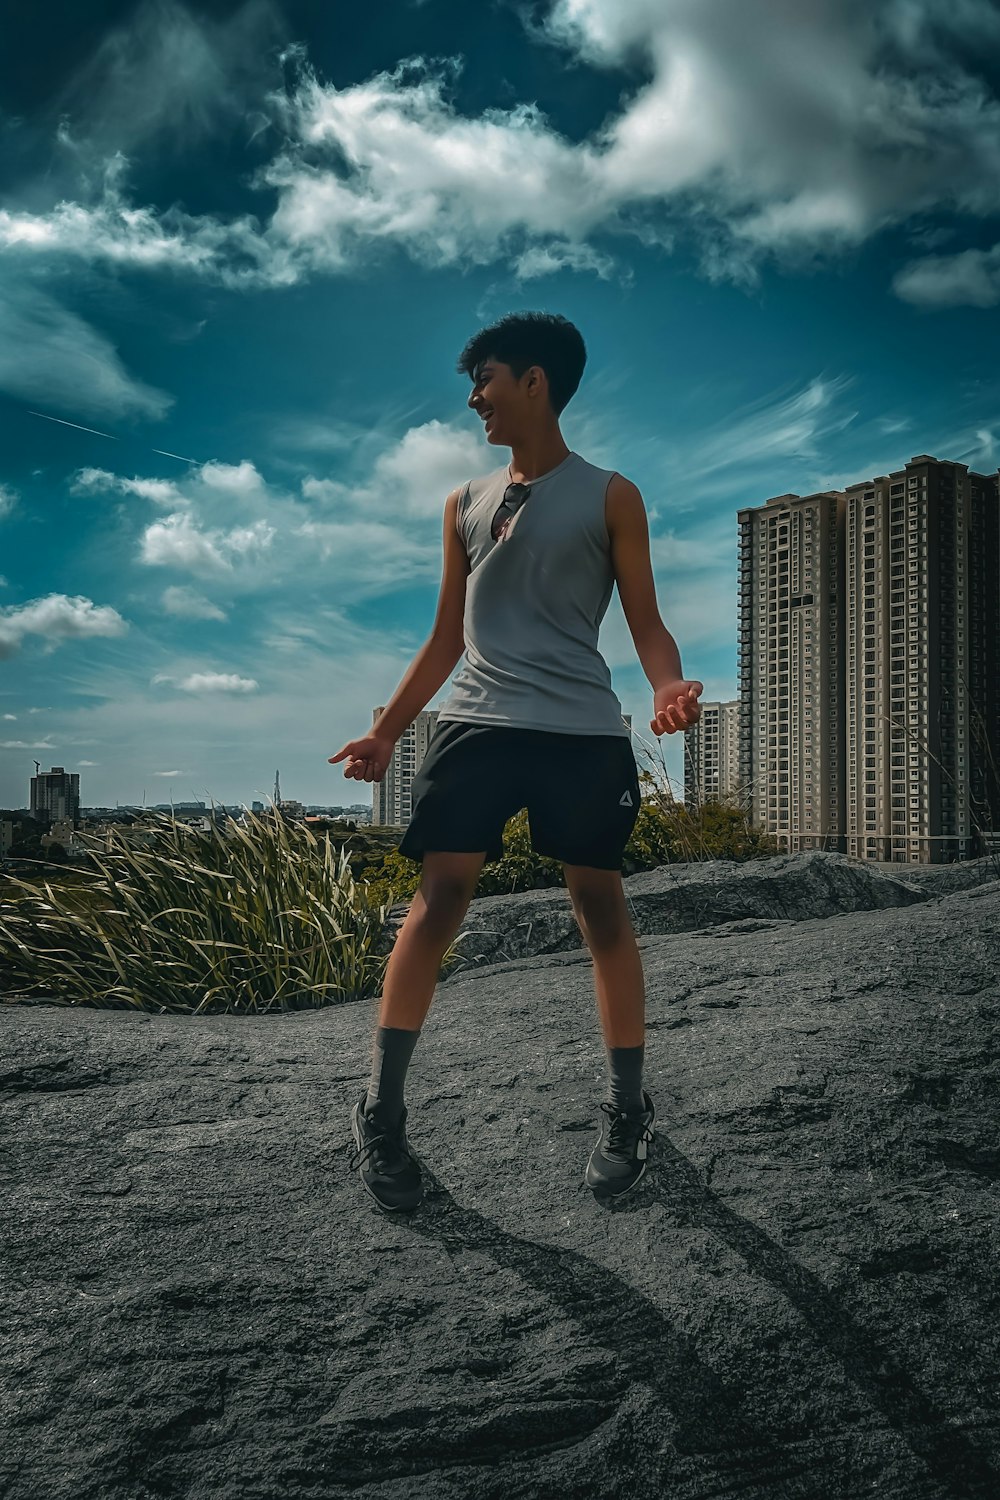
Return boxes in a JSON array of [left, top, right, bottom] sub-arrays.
[[0, 483, 19, 520], [3, 1, 998, 288], [72, 468, 183, 505], [892, 243, 1000, 306], [77, 420, 485, 599], [0, 593, 129, 660], [140, 512, 276, 574], [0, 279, 172, 420]]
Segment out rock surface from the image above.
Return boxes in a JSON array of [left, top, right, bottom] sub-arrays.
[[441, 849, 938, 975], [2, 852, 1000, 1499]]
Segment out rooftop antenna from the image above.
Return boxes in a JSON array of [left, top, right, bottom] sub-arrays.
[[34, 760, 41, 776]]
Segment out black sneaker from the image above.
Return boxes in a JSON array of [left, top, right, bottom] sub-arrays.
[[349, 1093, 423, 1212], [585, 1091, 655, 1199]]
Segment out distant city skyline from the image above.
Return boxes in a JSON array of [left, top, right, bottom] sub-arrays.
[[2, 1, 997, 809]]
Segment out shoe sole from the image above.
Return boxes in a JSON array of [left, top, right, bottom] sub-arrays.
[[350, 1104, 423, 1214], [586, 1158, 647, 1199]]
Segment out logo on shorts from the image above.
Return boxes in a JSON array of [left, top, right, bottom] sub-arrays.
[[619, 789, 633, 807]]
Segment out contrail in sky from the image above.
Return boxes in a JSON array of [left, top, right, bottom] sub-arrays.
[[151, 448, 201, 463], [28, 411, 117, 440], [27, 409, 200, 465]]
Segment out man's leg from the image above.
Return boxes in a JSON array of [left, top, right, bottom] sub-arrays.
[[563, 865, 646, 1109], [364, 849, 487, 1121]]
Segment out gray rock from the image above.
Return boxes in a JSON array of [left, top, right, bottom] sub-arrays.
[[2, 855, 999, 1498], [443, 849, 932, 977]]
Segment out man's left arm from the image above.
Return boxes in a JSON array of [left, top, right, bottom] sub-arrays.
[[607, 473, 703, 736]]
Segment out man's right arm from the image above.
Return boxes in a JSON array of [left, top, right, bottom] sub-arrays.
[[372, 487, 469, 744]]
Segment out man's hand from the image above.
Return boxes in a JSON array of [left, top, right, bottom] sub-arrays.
[[328, 730, 395, 782], [651, 680, 703, 735]]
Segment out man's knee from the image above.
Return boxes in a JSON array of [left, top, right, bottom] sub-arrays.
[[413, 879, 474, 933]]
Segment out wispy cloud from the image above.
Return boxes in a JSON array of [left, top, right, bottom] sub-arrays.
[[152, 670, 259, 694], [0, 279, 172, 420], [161, 586, 228, 621], [51, 0, 285, 157], [893, 243, 1000, 307]]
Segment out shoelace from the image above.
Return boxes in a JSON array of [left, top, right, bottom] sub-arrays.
[[349, 1120, 417, 1174], [600, 1100, 653, 1159]]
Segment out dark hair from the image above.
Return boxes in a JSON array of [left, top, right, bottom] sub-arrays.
[[456, 311, 586, 416]]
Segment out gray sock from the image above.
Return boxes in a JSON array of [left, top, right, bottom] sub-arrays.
[[365, 1025, 421, 1126], [607, 1043, 645, 1115]]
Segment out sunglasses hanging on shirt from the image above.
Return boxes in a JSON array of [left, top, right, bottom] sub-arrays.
[[491, 481, 532, 542]]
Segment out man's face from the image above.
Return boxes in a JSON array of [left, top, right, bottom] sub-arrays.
[[467, 355, 541, 444]]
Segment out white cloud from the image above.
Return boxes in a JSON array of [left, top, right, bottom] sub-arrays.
[[197, 459, 271, 500], [0, 593, 129, 660], [140, 511, 276, 575], [72, 468, 183, 505], [0, 156, 291, 289], [0, 483, 19, 520], [0, 279, 171, 420], [892, 243, 1000, 306], [4, 1, 998, 288], [78, 419, 486, 599], [152, 670, 259, 694]]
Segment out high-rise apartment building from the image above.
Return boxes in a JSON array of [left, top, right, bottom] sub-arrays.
[[843, 456, 999, 862], [737, 488, 846, 852], [29, 766, 80, 823], [373, 708, 632, 831], [372, 710, 440, 828], [738, 456, 1000, 864], [684, 700, 741, 807]]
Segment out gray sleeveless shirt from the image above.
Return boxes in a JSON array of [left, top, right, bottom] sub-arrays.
[[437, 450, 630, 738]]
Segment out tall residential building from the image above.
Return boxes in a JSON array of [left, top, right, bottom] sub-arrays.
[[684, 700, 741, 807], [29, 766, 80, 823], [842, 456, 999, 862], [737, 489, 846, 853], [373, 707, 633, 830], [738, 456, 1000, 864], [372, 710, 440, 828]]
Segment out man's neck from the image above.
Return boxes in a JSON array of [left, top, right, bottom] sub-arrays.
[[508, 428, 571, 484]]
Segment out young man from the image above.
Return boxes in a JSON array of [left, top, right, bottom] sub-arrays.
[[329, 311, 702, 1212]]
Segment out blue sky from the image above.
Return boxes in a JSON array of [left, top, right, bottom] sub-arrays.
[[1, 0, 998, 810]]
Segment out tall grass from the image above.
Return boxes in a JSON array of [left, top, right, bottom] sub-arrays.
[[0, 805, 398, 1014]]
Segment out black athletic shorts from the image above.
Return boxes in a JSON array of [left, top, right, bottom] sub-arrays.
[[397, 719, 641, 871]]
